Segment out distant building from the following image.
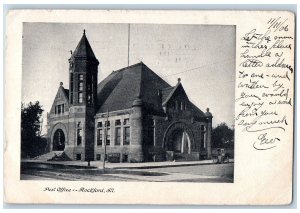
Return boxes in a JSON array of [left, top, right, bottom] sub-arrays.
[[46, 31, 213, 162]]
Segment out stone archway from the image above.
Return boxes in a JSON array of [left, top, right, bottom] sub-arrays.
[[168, 129, 191, 153], [51, 123, 68, 151], [163, 122, 195, 154]]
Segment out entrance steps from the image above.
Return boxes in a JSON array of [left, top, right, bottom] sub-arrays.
[[33, 151, 64, 161]]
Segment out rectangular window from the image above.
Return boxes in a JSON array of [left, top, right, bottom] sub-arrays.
[[106, 128, 110, 146], [97, 122, 102, 128], [70, 73, 73, 87], [76, 154, 81, 160], [79, 82, 83, 91], [77, 129, 82, 146], [201, 125, 205, 131], [124, 127, 130, 145], [97, 129, 103, 146], [87, 94, 91, 104], [105, 121, 110, 127], [70, 73, 74, 104], [115, 119, 121, 126], [55, 106, 57, 114], [79, 74, 83, 81], [57, 105, 61, 114], [115, 127, 121, 146], [122, 154, 128, 162], [149, 119, 155, 146], [78, 92, 83, 103], [201, 132, 205, 149], [62, 104, 64, 113], [123, 118, 130, 125], [96, 154, 101, 161]]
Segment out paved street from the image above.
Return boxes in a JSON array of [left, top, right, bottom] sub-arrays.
[[21, 162, 234, 182], [146, 163, 234, 178]]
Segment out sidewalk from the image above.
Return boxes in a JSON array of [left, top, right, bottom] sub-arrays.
[[105, 160, 215, 169], [22, 159, 234, 169]]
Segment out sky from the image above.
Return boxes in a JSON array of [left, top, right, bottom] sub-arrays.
[[22, 23, 235, 130]]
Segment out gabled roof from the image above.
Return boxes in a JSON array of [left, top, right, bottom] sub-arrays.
[[161, 81, 205, 118], [71, 30, 97, 59], [49, 85, 69, 115], [96, 62, 170, 114], [162, 81, 183, 106], [189, 102, 205, 118], [96, 62, 207, 119], [161, 86, 175, 104]]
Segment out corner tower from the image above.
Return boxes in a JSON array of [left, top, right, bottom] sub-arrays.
[[66, 30, 99, 161]]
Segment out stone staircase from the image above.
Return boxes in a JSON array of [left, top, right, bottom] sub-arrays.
[[33, 151, 64, 161]]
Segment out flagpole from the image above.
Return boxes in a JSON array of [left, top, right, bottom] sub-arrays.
[[127, 23, 130, 66], [103, 108, 109, 169]]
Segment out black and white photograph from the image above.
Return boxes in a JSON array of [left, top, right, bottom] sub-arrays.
[[3, 7, 295, 205], [20, 23, 236, 182]]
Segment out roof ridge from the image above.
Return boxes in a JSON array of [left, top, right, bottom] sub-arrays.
[[112, 62, 144, 73]]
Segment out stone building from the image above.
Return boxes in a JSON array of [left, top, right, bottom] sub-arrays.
[[46, 31, 213, 162]]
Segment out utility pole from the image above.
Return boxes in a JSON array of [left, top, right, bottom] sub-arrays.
[[103, 109, 109, 169], [127, 23, 130, 67]]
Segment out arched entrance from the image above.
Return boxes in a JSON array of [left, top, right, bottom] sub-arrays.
[[167, 129, 191, 153], [52, 129, 65, 151], [163, 122, 195, 155]]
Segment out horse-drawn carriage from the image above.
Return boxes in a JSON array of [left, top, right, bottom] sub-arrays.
[[212, 148, 230, 164]]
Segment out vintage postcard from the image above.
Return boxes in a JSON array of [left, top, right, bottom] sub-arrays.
[[4, 10, 295, 205]]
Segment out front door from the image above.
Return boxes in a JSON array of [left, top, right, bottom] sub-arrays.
[[53, 129, 65, 151]]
